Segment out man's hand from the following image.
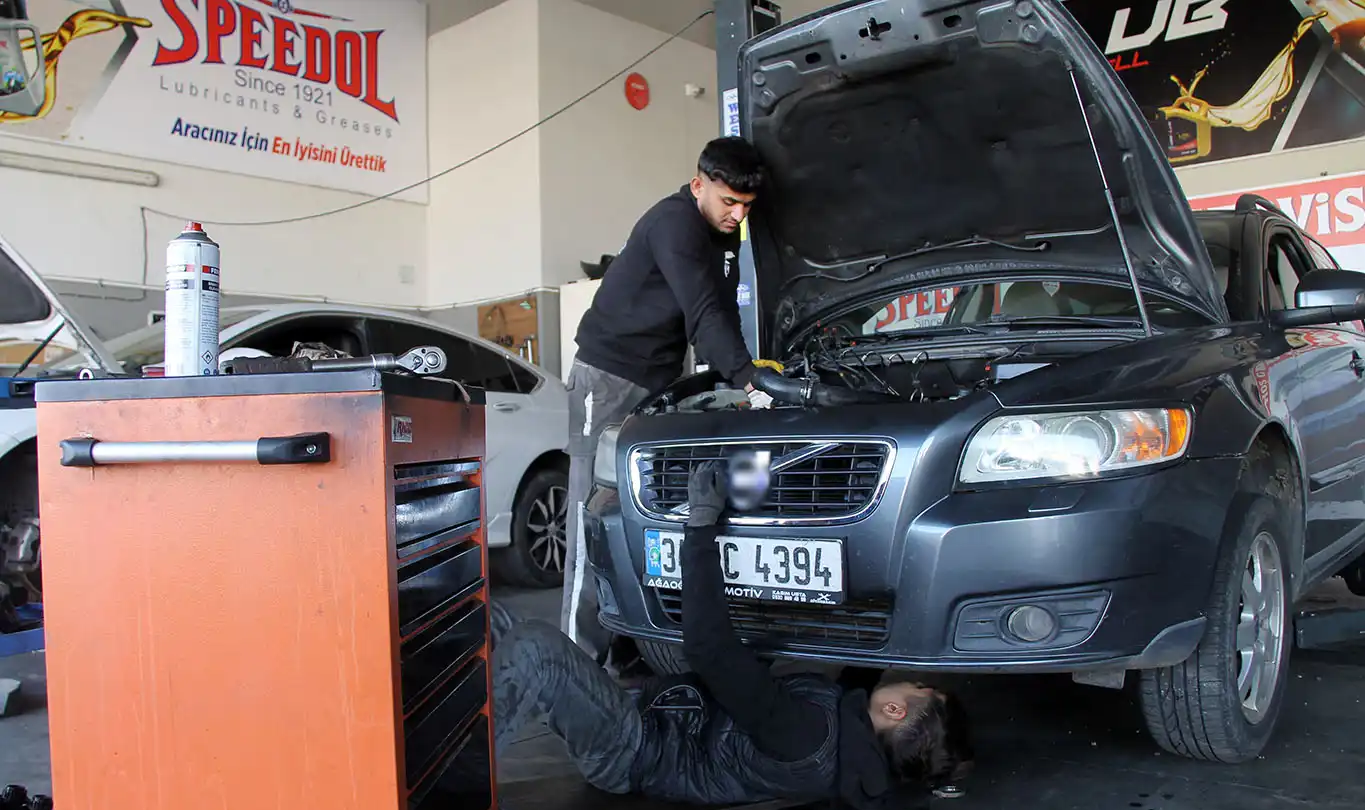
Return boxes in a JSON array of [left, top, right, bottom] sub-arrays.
[[687, 460, 727, 527]]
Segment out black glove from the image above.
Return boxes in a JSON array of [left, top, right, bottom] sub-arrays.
[[687, 461, 727, 527]]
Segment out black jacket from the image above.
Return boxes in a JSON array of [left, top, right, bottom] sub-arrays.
[[626, 523, 896, 809], [574, 186, 755, 392]]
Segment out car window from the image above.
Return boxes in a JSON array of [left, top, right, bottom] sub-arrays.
[[229, 314, 365, 358], [507, 359, 542, 394], [1265, 234, 1308, 311], [366, 318, 520, 393], [1304, 236, 1339, 271], [1196, 216, 1236, 299], [845, 279, 1203, 336]]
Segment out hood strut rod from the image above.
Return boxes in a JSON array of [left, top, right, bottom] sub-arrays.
[[1066, 67, 1153, 338]]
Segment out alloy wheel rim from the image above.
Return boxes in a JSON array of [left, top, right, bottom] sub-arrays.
[[526, 485, 569, 574], [1237, 530, 1286, 724]]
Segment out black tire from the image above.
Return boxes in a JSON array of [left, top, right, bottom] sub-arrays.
[[638, 639, 691, 675], [1341, 557, 1365, 597], [490, 467, 568, 589], [0, 447, 41, 602], [1137, 494, 1293, 763]]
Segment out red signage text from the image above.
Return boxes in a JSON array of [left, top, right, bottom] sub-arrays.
[[152, 0, 399, 122]]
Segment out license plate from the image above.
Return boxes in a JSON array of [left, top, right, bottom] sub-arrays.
[[642, 529, 845, 605]]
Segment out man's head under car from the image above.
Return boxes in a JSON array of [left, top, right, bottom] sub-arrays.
[[726, 450, 772, 512]]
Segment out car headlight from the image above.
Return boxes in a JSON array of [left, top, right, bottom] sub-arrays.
[[594, 424, 622, 486], [958, 407, 1192, 484]]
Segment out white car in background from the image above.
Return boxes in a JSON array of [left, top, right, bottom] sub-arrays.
[[1, 235, 572, 611]]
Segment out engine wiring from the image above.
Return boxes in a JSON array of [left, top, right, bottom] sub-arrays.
[[782, 325, 1046, 405]]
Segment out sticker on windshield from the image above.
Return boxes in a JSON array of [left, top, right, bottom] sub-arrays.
[[1042, 281, 1061, 296]]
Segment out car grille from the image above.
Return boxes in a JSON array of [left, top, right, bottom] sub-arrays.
[[631, 441, 892, 522], [654, 592, 892, 648]]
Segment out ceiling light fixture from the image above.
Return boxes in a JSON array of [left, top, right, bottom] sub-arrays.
[[0, 149, 161, 187]]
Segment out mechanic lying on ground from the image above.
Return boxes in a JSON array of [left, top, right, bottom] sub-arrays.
[[489, 462, 974, 807]]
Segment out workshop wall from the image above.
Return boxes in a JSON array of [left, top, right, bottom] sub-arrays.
[[425, 0, 544, 309], [0, 132, 426, 341], [536, 0, 720, 289], [1174, 139, 1365, 200]]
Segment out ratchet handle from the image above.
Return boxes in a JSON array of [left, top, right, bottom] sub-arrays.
[[60, 433, 332, 468]]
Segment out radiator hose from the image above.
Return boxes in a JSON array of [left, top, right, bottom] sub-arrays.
[[750, 367, 899, 406]]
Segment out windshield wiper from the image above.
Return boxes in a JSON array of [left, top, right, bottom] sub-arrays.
[[10, 321, 64, 379], [995, 315, 1143, 330], [868, 323, 998, 339]]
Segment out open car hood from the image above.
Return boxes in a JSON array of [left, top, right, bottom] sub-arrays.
[[737, 0, 1225, 350], [1, 233, 119, 376]]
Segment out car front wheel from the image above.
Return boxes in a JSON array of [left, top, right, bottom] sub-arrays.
[[1138, 495, 1292, 763], [491, 467, 569, 589], [637, 639, 690, 675]]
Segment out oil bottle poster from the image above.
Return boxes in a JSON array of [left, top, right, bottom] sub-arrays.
[[0, 1, 428, 201], [1064, 1, 1365, 166]]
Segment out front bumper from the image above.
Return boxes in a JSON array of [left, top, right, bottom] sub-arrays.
[[584, 456, 1243, 673]]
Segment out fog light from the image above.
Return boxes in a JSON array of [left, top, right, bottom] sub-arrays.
[[1006, 605, 1057, 643]]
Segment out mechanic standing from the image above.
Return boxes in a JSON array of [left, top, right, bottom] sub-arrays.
[[563, 136, 774, 667]]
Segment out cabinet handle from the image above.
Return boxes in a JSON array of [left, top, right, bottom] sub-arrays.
[[59, 433, 331, 468]]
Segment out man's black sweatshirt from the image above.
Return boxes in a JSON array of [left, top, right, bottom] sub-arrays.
[[574, 186, 755, 392]]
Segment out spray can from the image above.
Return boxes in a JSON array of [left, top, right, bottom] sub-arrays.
[[163, 222, 221, 377]]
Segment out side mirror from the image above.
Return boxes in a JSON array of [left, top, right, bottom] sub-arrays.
[[0, 14, 45, 117], [1270, 269, 1365, 328]]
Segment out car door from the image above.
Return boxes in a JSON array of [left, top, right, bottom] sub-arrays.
[[1266, 225, 1365, 563], [363, 316, 561, 542]]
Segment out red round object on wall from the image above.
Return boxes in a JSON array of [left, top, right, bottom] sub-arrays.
[[625, 72, 650, 110]]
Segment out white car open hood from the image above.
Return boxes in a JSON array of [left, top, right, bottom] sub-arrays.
[[1, 232, 120, 376]]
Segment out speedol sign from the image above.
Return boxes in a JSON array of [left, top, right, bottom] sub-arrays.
[[0, 1, 427, 201], [1187, 171, 1365, 271]]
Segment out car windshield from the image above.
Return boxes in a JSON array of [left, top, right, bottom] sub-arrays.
[[840, 279, 1205, 338], [37, 308, 263, 374]]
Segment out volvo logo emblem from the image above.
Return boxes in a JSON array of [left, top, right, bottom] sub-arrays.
[[727, 450, 772, 512]]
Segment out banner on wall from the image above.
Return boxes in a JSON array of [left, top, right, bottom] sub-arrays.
[[1063, 1, 1365, 167], [1187, 170, 1365, 269], [0, 0, 428, 201]]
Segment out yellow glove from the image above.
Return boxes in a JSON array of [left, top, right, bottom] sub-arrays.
[[753, 359, 785, 373]]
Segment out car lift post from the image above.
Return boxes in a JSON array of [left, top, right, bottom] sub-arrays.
[[714, 0, 781, 359]]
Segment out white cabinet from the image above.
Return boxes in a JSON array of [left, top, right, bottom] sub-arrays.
[[557, 278, 601, 383]]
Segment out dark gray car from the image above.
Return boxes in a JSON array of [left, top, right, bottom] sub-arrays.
[[583, 0, 1365, 765]]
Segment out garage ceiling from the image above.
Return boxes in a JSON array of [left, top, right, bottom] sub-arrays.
[[421, 0, 829, 49]]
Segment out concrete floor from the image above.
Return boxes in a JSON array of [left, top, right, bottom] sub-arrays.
[[3, 583, 1364, 809]]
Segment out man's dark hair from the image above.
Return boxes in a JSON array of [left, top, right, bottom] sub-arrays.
[[697, 136, 765, 194], [881, 691, 974, 791]]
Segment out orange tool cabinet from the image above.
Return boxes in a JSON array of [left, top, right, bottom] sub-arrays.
[[33, 370, 496, 810]]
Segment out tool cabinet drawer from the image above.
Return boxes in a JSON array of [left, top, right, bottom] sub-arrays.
[[404, 657, 487, 788], [394, 461, 481, 547], [400, 600, 486, 715], [408, 715, 492, 810], [397, 540, 483, 637]]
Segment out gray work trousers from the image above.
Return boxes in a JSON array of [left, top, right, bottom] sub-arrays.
[[490, 601, 644, 794], [560, 359, 650, 661]]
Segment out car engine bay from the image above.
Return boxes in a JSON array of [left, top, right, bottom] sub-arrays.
[[646, 333, 1057, 414]]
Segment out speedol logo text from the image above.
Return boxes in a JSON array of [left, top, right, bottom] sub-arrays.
[[151, 0, 399, 141]]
